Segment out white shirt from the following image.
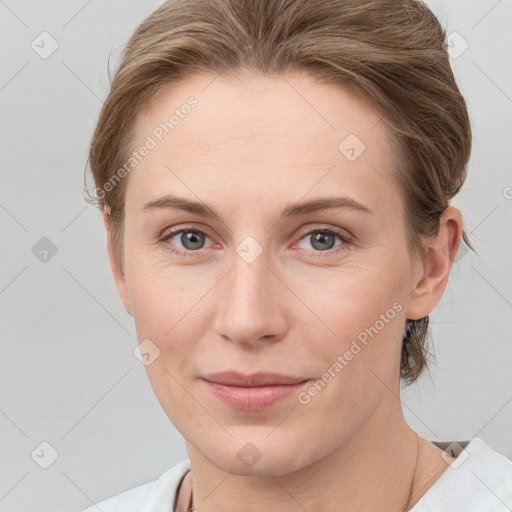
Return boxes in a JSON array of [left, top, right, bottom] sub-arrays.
[[81, 437, 512, 511]]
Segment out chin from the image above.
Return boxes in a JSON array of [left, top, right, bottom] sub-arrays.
[[211, 449, 310, 477], [193, 430, 322, 478]]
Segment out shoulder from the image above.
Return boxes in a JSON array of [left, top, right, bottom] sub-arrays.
[[81, 460, 191, 512], [412, 438, 512, 511]]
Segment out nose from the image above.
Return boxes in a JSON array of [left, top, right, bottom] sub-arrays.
[[212, 246, 288, 347]]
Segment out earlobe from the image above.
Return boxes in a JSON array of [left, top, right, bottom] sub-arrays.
[[102, 209, 133, 317], [405, 206, 463, 321]]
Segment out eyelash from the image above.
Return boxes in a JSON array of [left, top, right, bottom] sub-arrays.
[[160, 224, 352, 258]]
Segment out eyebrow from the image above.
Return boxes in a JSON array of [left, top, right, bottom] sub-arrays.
[[143, 194, 373, 220]]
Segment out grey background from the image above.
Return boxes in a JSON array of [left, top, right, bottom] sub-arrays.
[[0, 0, 511, 510]]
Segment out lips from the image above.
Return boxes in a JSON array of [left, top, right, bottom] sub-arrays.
[[201, 371, 310, 410], [202, 371, 307, 387]]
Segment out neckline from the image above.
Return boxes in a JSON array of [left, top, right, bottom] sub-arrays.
[[172, 468, 191, 511], [408, 437, 480, 510], [171, 438, 480, 512]]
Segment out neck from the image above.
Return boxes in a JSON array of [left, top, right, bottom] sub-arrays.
[[178, 393, 439, 512]]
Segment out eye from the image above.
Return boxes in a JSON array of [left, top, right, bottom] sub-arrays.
[[160, 225, 352, 257], [161, 225, 213, 256], [295, 227, 351, 256]]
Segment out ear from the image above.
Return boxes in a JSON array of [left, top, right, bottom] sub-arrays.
[[405, 206, 463, 321], [102, 209, 133, 317]]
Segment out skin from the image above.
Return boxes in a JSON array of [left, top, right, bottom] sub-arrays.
[[103, 71, 462, 511]]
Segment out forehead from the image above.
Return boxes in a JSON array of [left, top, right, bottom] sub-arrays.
[[127, 71, 402, 218]]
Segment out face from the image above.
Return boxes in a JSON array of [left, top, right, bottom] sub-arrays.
[[106, 71, 438, 477]]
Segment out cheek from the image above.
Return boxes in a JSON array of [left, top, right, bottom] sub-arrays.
[[299, 258, 404, 330], [125, 261, 208, 423], [295, 279, 404, 437], [296, 260, 406, 385], [125, 251, 215, 360]]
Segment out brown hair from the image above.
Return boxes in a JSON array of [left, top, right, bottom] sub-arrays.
[[85, 0, 475, 385]]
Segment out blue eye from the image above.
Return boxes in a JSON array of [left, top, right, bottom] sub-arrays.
[[296, 228, 351, 255], [162, 227, 211, 255], [161, 225, 351, 257]]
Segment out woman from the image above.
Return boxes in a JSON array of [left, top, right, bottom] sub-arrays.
[[83, 0, 512, 510]]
